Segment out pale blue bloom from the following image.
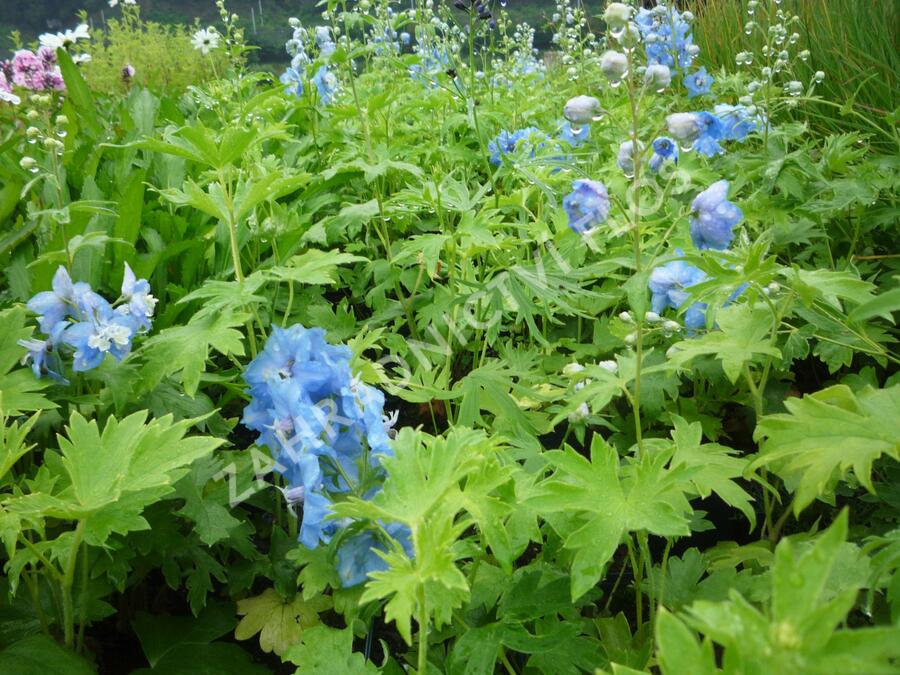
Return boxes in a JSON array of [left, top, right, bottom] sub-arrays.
[[714, 103, 758, 141], [690, 180, 743, 250], [649, 137, 678, 172], [684, 67, 713, 98], [280, 67, 304, 97], [648, 252, 709, 330], [18, 320, 67, 382], [487, 127, 543, 165], [559, 121, 589, 147], [337, 523, 414, 587], [242, 325, 397, 550], [62, 299, 139, 372], [118, 262, 156, 331], [312, 66, 338, 104], [694, 111, 726, 157], [563, 179, 610, 234]]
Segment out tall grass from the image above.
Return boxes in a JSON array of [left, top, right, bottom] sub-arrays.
[[691, 0, 899, 145]]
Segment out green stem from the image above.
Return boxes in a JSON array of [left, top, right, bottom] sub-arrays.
[[76, 542, 88, 654], [626, 535, 643, 628], [62, 520, 85, 649], [625, 46, 645, 458], [417, 585, 429, 674]]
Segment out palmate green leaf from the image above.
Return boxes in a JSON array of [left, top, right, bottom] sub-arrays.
[[528, 436, 692, 600], [283, 625, 378, 674], [138, 310, 247, 397], [360, 517, 470, 645], [335, 428, 506, 644], [51, 411, 223, 544], [673, 512, 900, 675], [669, 416, 757, 528], [667, 303, 781, 383], [234, 588, 331, 656], [788, 268, 877, 310], [752, 384, 900, 513], [268, 249, 368, 286]]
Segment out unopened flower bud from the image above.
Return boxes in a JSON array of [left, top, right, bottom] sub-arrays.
[[600, 50, 628, 82], [597, 360, 618, 374], [619, 311, 634, 323], [19, 156, 37, 170], [645, 311, 661, 323]]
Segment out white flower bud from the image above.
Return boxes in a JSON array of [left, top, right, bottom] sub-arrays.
[[645, 311, 661, 323], [619, 311, 634, 324], [644, 64, 671, 90], [597, 360, 618, 374], [600, 50, 628, 82], [563, 95, 602, 125], [563, 362, 586, 376], [603, 3, 632, 29]]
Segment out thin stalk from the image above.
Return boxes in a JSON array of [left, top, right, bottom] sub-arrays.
[[626, 535, 643, 628], [62, 520, 85, 649], [417, 585, 429, 674], [625, 47, 645, 457]]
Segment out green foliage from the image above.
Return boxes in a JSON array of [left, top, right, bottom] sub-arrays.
[[753, 384, 900, 514], [83, 6, 229, 94], [647, 513, 900, 675]]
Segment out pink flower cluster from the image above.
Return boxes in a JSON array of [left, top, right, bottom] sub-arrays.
[[1, 48, 65, 95]]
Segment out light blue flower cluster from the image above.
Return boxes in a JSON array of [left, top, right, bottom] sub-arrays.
[[648, 181, 745, 330], [667, 105, 759, 158], [635, 6, 698, 72], [684, 66, 713, 98], [242, 324, 408, 587], [563, 179, 610, 234], [409, 46, 452, 88], [487, 127, 547, 166], [690, 180, 743, 250], [20, 264, 155, 380], [635, 6, 716, 100], [649, 253, 709, 331], [280, 22, 338, 103]]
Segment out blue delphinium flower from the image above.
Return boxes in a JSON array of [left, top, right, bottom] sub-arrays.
[[690, 180, 743, 250], [399, 32, 411, 46], [279, 67, 304, 97], [714, 103, 758, 141], [18, 320, 67, 382], [26, 267, 72, 333], [684, 67, 713, 98], [648, 253, 709, 330], [559, 121, 589, 147], [63, 300, 139, 372], [409, 46, 450, 88], [242, 325, 398, 554], [635, 6, 698, 72], [694, 111, 726, 157], [337, 523, 414, 587], [649, 137, 678, 172], [22, 264, 153, 379], [563, 179, 610, 234], [312, 66, 338, 104], [118, 263, 157, 331], [488, 127, 543, 166]]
